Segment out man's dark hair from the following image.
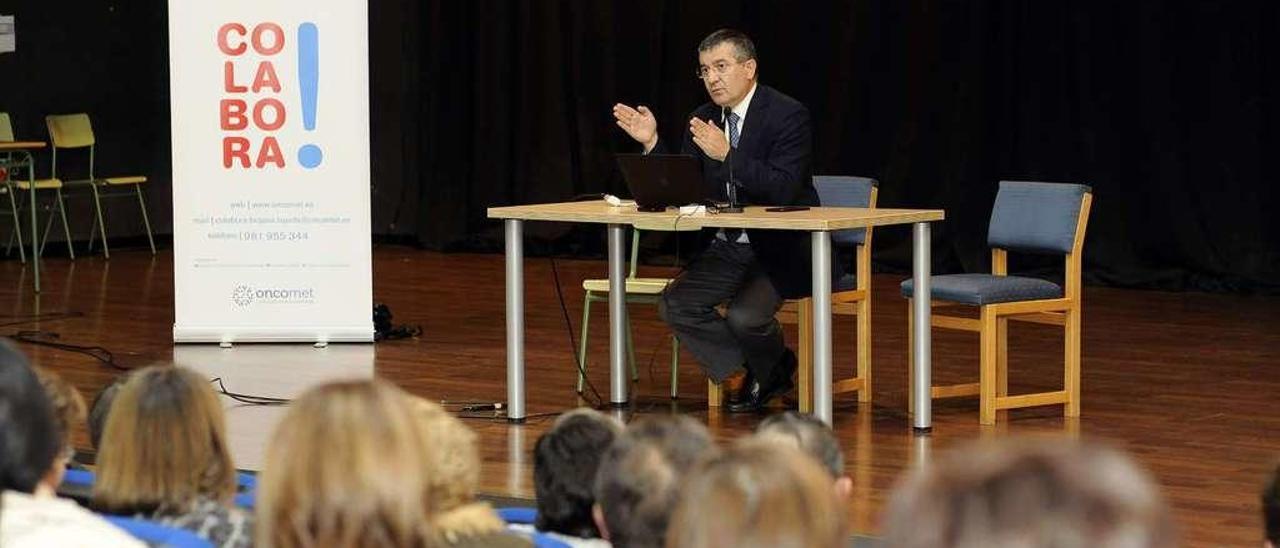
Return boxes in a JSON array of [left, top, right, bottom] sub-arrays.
[[1265, 462, 1280, 546], [697, 28, 756, 62], [533, 409, 621, 538], [755, 411, 844, 477], [593, 415, 717, 548], [0, 341, 61, 493]]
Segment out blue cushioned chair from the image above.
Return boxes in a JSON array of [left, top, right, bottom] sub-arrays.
[[62, 468, 259, 509], [706, 176, 879, 410], [103, 515, 214, 548], [495, 506, 537, 524], [901, 181, 1093, 424]]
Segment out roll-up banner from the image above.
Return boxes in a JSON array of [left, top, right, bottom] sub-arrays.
[[169, 0, 372, 343]]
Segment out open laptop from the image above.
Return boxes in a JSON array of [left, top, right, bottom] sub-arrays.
[[615, 153, 708, 212]]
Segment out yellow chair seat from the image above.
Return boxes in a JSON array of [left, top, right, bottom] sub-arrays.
[[104, 175, 146, 185], [15, 178, 63, 190], [582, 277, 673, 295]]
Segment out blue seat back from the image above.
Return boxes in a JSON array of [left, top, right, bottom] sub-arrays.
[[496, 506, 538, 524], [103, 515, 214, 548], [988, 181, 1091, 255], [62, 468, 258, 509], [62, 467, 95, 486], [813, 175, 876, 247]]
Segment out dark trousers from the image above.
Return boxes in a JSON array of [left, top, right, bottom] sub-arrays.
[[657, 239, 786, 383]]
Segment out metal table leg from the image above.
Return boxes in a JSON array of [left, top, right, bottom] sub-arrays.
[[26, 152, 39, 293], [911, 222, 932, 432], [607, 223, 627, 406], [811, 231, 833, 425], [505, 219, 526, 422]]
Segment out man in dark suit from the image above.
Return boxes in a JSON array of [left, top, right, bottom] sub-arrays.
[[612, 29, 816, 412]]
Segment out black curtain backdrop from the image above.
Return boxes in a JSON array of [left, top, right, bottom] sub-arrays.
[[3, 1, 1276, 293], [384, 0, 1279, 292]]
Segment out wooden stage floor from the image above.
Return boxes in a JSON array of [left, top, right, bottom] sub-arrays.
[[3, 245, 1277, 546]]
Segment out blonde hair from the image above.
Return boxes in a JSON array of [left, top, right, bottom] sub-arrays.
[[257, 379, 437, 548], [93, 365, 236, 514], [412, 398, 511, 543], [882, 439, 1176, 548], [33, 366, 87, 458], [666, 441, 846, 548]]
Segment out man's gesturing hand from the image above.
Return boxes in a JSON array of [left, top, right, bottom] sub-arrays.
[[689, 117, 729, 162], [613, 103, 658, 153]]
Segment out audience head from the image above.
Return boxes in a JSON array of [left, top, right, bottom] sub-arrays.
[[257, 379, 435, 548], [883, 438, 1176, 548], [593, 415, 717, 548], [534, 408, 623, 537], [92, 365, 236, 514], [1264, 462, 1280, 548], [754, 411, 851, 498], [666, 440, 847, 548], [411, 396, 520, 543], [88, 373, 129, 449], [0, 342, 61, 494], [33, 367, 86, 463]]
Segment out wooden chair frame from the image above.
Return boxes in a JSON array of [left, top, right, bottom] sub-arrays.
[[908, 192, 1093, 424]]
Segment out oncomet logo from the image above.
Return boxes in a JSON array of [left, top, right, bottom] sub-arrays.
[[231, 285, 315, 307], [232, 285, 255, 307]]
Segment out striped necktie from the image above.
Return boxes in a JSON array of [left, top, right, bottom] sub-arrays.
[[727, 111, 741, 147]]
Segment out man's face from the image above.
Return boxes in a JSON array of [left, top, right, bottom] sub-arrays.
[[698, 42, 757, 108]]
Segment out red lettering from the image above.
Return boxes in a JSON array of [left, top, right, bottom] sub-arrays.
[[252, 23, 285, 55], [223, 62, 247, 93], [253, 98, 287, 130], [220, 99, 248, 130], [251, 62, 281, 93], [217, 23, 247, 55], [256, 137, 285, 168], [223, 137, 251, 168]]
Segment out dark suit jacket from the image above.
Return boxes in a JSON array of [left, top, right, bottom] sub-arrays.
[[651, 83, 819, 299]]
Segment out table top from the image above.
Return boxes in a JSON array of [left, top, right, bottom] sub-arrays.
[[488, 200, 944, 231], [0, 141, 46, 150]]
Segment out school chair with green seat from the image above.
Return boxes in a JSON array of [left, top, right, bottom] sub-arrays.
[[1, 112, 74, 261], [901, 180, 1093, 425], [46, 113, 156, 258], [576, 228, 683, 398], [0, 112, 28, 261]]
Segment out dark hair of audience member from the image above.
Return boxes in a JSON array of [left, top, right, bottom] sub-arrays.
[[882, 439, 1177, 548], [88, 374, 129, 450], [92, 366, 237, 514], [666, 441, 847, 548], [1264, 462, 1280, 548], [533, 408, 622, 537], [593, 415, 717, 548], [0, 342, 61, 494], [257, 379, 435, 548]]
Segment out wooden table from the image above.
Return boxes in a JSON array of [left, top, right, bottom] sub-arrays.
[[0, 141, 47, 293], [487, 201, 945, 428]]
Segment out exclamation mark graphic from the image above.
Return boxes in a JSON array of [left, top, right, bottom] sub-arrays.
[[297, 23, 322, 169]]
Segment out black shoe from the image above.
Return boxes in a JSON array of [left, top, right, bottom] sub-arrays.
[[727, 350, 797, 413], [724, 370, 755, 406]]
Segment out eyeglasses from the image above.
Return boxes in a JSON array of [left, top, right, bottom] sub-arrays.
[[696, 60, 739, 80]]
